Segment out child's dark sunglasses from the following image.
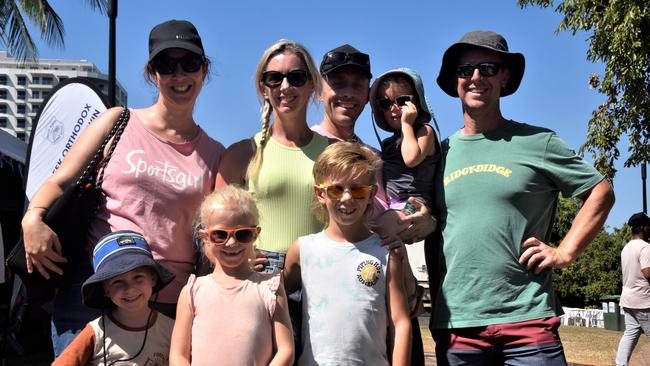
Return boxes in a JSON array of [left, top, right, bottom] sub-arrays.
[[377, 95, 413, 111], [152, 53, 204, 75], [456, 62, 503, 78], [200, 227, 259, 245], [261, 70, 309, 88], [317, 184, 373, 200]]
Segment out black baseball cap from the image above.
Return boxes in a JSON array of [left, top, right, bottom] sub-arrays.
[[628, 212, 650, 228], [320, 44, 372, 80], [148, 19, 205, 61]]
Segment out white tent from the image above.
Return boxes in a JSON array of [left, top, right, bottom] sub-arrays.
[[0, 129, 27, 164], [0, 129, 26, 284]]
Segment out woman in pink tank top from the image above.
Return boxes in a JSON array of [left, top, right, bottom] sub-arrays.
[[21, 19, 224, 356]]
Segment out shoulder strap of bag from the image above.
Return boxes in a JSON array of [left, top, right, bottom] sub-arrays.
[[76, 107, 130, 187]]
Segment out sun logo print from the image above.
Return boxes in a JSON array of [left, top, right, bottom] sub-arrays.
[[356, 259, 381, 287]]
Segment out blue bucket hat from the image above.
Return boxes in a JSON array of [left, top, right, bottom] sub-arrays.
[[81, 231, 175, 309]]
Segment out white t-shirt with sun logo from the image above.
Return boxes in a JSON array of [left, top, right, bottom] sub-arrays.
[[298, 231, 390, 366]]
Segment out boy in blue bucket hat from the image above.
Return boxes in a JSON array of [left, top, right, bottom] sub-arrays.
[[53, 231, 175, 365]]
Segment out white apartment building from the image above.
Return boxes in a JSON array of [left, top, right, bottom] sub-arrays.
[[0, 51, 127, 142]]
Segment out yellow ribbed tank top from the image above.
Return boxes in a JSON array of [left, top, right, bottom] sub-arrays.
[[247, 132, 328, 253]]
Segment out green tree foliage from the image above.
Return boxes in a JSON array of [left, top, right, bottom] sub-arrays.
[[550, 197, 630, 307], [518, 0, 650, 179], [0, 0, 107, 63]]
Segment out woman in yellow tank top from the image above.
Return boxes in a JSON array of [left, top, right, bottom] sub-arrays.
[[216, 39, 327, 271]]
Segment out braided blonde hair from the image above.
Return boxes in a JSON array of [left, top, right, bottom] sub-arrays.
[[246, 39, 321, 183]]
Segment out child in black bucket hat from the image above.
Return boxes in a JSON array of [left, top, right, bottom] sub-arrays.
[[53, 231, 175, 365]]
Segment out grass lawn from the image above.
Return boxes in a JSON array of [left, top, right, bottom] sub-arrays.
[[559, 325, 649, 366], [419, 324, 650, 366]]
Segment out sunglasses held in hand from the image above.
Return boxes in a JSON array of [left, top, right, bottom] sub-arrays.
[[261, 70, 310, 88], [200, 227, 259, 245], [318, 184, 373, 200], [152, 53, 204, 75], [456, 62, 503, 78], [377, 95, 413, 111]]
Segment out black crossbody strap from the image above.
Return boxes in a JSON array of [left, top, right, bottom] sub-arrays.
[[76, 107, 130, 187]]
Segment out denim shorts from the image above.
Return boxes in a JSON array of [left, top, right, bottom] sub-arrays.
[[51, 259, 100, 356]]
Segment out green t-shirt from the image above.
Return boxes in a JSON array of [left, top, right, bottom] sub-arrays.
[[431, 121, 603, 328]]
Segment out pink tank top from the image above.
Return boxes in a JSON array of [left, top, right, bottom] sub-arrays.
[[89, 109, 224, 303], [187, 272, 280, 365]]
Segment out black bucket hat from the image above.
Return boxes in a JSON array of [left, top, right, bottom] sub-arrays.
[[628, 212, 650, 228], [82, 231, 175, 309], [437, 30, 525, 97], [320, 44, 372, 80], [148, 19, 205, 61]]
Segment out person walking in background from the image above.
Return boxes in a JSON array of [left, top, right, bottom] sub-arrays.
[[170, 186, 293, 366], [21, 19, 223, 354], [429, 30, 615, 365], [616, 212, 650, 366]]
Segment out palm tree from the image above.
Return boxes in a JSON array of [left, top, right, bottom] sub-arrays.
[[0, 0, 107, 63]]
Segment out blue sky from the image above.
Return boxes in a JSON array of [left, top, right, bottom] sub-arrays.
[[29, 0, 643, 229]]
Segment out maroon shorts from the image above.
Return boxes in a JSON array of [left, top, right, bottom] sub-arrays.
[[432, 316, 562, 350]]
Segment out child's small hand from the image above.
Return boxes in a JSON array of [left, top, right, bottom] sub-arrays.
[[400, 101, 418, 126], [380, 234, 403, 251], [390, 245, 406, 260], [250, 250, 269, 272]]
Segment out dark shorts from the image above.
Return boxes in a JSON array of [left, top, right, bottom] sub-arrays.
[[432, 317, 567, 366]]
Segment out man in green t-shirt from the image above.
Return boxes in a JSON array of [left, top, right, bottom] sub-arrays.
[[428, 30, 615, 365]]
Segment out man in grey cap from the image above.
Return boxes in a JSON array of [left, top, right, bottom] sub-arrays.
[[616, 212, 650, 366], [428, 30, 615, 365]]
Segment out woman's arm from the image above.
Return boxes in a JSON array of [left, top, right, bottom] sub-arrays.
[[215, 139, 255, 188], [169, 285, 193, 366], [269, 278, 295, 366], [282, 240, 302, 294], [21, 107, 124, 278], [386, 248, 412, 366]]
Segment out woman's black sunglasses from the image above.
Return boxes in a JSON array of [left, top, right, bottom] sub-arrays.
[[152, 53, 204, 75], [261, 70, 310, 88], [377, 95, 413, 111]]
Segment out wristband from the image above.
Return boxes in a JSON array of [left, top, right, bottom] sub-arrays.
[[26, 206, 49, 214]]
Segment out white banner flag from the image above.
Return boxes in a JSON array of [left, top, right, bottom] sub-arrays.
[[24, 78, 109, 199]]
